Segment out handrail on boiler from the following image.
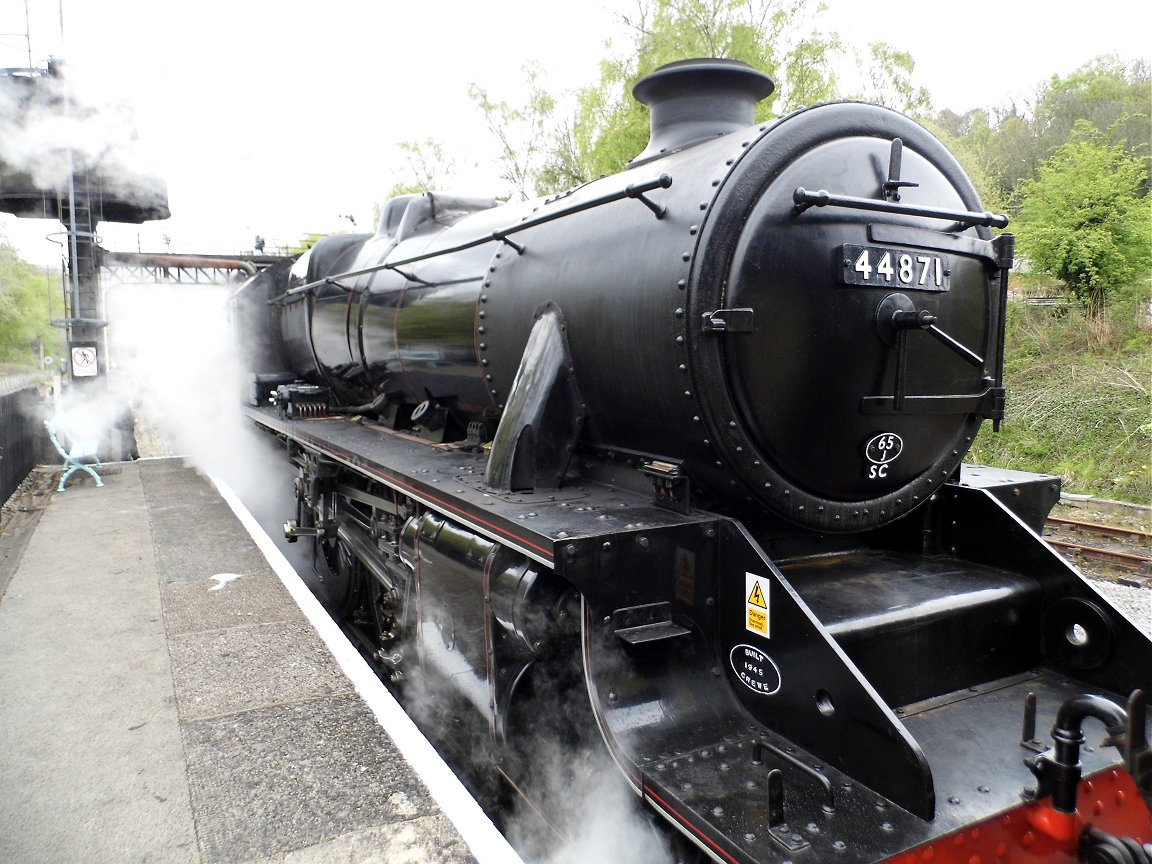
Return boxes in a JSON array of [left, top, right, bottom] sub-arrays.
[[271, 174, 673, 304]]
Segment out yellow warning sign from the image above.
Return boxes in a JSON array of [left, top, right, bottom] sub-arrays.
[[745, 572, 769, 637], [747, 607, 768, 635]]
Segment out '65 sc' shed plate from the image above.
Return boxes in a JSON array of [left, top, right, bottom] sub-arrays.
[[841, 244, 950, 291]]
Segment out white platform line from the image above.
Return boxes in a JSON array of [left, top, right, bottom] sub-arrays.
[[212, 476, 525, 864]]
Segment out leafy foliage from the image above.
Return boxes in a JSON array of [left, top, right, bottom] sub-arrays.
[[1032, 56, 1151, 170], [851, 42, 930, 116], [931, 57, 1150, 212], [969, 302, 1152, 502], [1015, 120, 1150, 313], [0, 238, 61, 366], [539, 0, 841, 191], [929, 58, 1149, 313], [286, 232, 331, 256], [385, 1, 964, 198], [386, 139, 457, 199], [924, 110, 1013, 216], [469, 64, 557, 201]]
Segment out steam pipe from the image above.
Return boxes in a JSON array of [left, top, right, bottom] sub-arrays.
[[1046, 694, 1129, 813], [104, 252, 258, 276], [1054, 694, 1128, 737]]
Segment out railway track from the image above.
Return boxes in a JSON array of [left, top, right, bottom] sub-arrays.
[[1044, 513, 1152, 580]]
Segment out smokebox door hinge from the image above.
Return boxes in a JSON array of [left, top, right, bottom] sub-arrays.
[[701, 308, 754, 333]]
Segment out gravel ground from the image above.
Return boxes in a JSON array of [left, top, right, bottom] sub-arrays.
[[1091, 580, 1152, 637]]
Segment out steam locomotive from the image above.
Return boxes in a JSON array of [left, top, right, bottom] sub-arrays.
[[234, 59, 1152, 863]]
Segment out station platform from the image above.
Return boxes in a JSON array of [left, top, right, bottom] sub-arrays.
[[0, 457, 524, 864]]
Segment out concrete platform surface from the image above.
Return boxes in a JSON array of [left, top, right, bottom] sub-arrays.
[[0, 457, 521, 864]]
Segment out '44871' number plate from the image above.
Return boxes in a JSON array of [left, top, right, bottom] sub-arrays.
[[840, 244, 950, 291]]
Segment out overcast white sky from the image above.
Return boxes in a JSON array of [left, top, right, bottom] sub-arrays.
[[1, 0, 1148, 264]]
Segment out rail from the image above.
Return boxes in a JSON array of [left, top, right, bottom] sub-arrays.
[[1046, 515, 1151, 545], [1044, 514, 1152, 577]]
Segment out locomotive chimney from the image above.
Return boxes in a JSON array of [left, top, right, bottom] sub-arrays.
[[630, 58, 775, 166]]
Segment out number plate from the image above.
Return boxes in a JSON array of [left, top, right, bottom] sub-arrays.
[[841, 244, 950, 291]]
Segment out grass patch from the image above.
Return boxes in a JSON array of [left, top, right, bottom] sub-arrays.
[[968, 299, 1151, 504]]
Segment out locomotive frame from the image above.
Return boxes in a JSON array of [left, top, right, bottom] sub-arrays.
[[234, 59, 1152, 863]]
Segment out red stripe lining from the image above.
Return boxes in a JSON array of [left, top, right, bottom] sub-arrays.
[[644, 783, 742, 864]]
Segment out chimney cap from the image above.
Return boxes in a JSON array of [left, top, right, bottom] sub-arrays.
[[631, 58, 775, 166]]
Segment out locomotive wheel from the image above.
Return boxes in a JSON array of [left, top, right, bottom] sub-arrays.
[[330, 539, 363, 619], [311, 536, 361, 619]]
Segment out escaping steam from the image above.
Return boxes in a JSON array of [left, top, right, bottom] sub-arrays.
[[0, 64, 166, 212], [397, 614, 678, 864], [99, 276, 305, 570], [504, 736, 676, 864]]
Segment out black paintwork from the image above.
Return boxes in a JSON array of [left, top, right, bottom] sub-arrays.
[[234, 58, 1152, 863], [247, 403, 1152, 861]]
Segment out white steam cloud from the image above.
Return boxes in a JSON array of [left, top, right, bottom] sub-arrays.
[[504, 737, 676, 864], [101, 276, 303, 568], [399, 644, 678, 863], [0, 67, 165, 211]]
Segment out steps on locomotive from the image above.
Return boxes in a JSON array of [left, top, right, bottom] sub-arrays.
[[577, 496, 1152, 861], [779, 550, 1043, 708]]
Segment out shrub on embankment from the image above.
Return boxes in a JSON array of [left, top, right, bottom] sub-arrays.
[[968, 298, 1151, 505]]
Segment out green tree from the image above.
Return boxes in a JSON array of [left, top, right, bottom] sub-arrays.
[[0, 238, 60, 367], [1032, 56, 1151, 169], [1015, 120, 1151, 314], [539, 0, 841, 191], [781, 31, 842, 108], [386, 138, 457, 199], [960, 56, 1150, 219], [287, 232, 332, 256], [372, 139, 457, 232], [469, 63, 556, 201], [853, 42, 931, 117], [984, 111, 1039, 205], [925, 109, 1011, 216]]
